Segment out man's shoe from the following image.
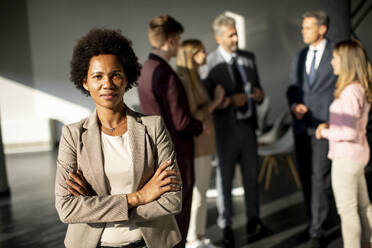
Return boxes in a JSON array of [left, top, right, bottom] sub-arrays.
[[246, 218, 273, 237], [221, 226, 235, 248]]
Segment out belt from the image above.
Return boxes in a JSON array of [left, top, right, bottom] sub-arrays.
[[98, 239, 146, 248]]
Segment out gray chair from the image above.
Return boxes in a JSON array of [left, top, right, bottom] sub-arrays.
[[257, 111, 289, 145], [257, 126, 302, 191], [256, 97, 270, 136]]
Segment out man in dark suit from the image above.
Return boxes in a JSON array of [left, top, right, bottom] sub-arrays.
[[137, 15, 203, 248], [286, 10, 337, 248], [200, 14, 269, 248]]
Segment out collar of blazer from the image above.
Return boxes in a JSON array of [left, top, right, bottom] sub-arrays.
[[80, 105, 147, 195], [305, 39, 333, 89], [149, 53, 174, 70]]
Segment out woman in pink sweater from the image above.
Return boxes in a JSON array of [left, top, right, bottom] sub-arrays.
[[316, 40, 372, 248]]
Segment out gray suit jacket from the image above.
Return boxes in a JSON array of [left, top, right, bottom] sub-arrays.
[[55, 107, 181, 248], [287, 39, 337, 135], [200, 48, 262, 140]]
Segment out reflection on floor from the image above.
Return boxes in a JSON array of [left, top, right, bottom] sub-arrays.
[[2, 150, 370, 247]]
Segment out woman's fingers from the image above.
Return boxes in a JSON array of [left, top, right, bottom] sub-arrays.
[[66, 170, 95, 197], [66, 178, 85, 195], [76, 170, 85, 181], [76, 170, 91, 188], [160, 176, 182, 187], [69, 172, 85, 188], [69, 170, 91, 190], [158, 169, 178, 180], [136, 160, 180, 204], [155, 160, 172, 176], [67, 186, 81, 197], [161, 184, 182, 193]]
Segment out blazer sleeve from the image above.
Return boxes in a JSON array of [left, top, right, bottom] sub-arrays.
[[130, 117, 182, 223], [287, 52, 304, 107], [55, 125, 131, 224], [249, 52, 265, 105], [199, 62, 216, 100], [250, 53, 262, 90], [153, 67, 203, 136]]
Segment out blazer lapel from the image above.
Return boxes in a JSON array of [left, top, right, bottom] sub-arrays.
[[81, 110, 109, 195], [126, 107, 146, 191], [311, 40, 332, 90], [214, 50, 236, 91]]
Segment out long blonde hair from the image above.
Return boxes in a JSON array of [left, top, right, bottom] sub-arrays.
[[334, 40, 372, 103], [176, 39, 205, 101]]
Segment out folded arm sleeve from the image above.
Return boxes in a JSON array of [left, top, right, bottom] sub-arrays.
[[55, 125, 130, 224], [130, 117, 182, 222], [287, 53, 303, 107]]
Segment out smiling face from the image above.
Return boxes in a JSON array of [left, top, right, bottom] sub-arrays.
[[83, 54, 128, 111], [215, 25, 238, 54]]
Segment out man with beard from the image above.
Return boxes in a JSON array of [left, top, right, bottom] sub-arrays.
[[200, 14, 270, 248]]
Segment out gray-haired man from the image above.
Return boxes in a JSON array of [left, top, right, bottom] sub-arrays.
[[200, 14, 270, 248], [287, 10, 337, 248]]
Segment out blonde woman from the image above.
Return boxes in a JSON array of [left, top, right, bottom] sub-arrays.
[[176, 39, 227, 248], [316, 40, 372, 248]]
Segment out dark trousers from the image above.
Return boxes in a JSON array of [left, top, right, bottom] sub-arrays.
[[174, 146, 195, 248], [294, 131, 331, 238], [215, 121, 259, 228]]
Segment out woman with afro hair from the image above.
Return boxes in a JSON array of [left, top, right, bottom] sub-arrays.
[[55, 28, 182, 248]]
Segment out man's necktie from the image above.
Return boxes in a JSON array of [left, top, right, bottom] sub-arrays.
[[308, 50, 317, 86], [231, 57, 248, 114]]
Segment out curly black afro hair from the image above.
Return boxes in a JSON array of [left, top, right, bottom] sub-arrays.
[[70, 28, 141, 96]]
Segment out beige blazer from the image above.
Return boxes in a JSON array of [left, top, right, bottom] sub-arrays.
[[55, 107, 182, 248], [176, 67, 216, 157]]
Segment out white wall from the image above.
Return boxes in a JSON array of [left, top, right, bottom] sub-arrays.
[[23, 0, 350, 117], [0, 76, 90, 153], [0, 0, 353, 152]]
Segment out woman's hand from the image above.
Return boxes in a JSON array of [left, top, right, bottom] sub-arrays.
[[219, 97, 231, 109], [209, 85, 226, 113], [316, 123, 329, 139], [66, 170, 96, 196], [202, 121, 211, 135], [214, 84, 225, 105], [127, 160, 181, 208]]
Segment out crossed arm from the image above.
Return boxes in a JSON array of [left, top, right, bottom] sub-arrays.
[[66, 160, 181, 208], [55, 118, 182, 224]]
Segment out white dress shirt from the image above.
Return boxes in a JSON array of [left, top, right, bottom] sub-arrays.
[[305, 38, 327, 74]]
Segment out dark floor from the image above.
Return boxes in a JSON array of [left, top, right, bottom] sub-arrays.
[[1, 149, 365, 248]]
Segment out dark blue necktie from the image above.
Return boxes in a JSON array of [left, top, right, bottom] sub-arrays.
[[231, 57, 248, 114], [308, 50, 317, 86]]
